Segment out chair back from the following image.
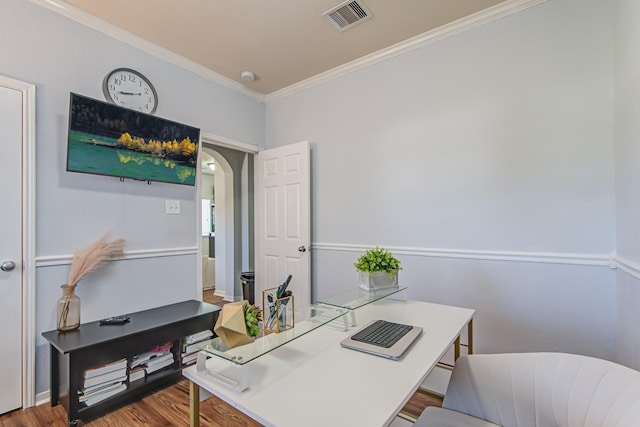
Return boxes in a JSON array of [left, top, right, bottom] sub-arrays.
[[443, 353, 640, 427]]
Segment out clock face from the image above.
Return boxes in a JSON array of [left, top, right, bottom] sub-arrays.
[[102, 68, 158, 114]]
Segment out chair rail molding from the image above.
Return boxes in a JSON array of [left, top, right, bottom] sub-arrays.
[[35, 246, 198, 268], [610, 254, 640, 280], [312, 243, 612, 267]]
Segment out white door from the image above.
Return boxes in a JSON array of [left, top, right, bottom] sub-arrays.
[[0, 83, 25, 413], [256, 141, 310, 309]]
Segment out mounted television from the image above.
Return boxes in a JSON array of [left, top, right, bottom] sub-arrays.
[[66, 93, 200, 186]]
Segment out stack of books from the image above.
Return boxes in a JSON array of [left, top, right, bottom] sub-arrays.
[[143, 352, 175, 374], [181, 329, 213, 366], [130, 342, 175, 378], [128, 365, 145, 383], [79, 358, 127, 406]]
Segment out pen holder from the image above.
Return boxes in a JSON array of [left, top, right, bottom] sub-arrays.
[[262, 287, 294, 334]]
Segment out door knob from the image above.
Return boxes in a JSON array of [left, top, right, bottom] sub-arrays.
[[1, 260, 16, 272], [298, 246, 306, 253]]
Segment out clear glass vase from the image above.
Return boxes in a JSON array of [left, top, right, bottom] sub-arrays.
[[57, 284, 80, 331]]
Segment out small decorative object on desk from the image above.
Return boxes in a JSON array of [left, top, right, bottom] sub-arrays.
[[354, 246, 402, 292], [244, 303, 262, 337], [262, 287, 295, 334], [214, 300, 262, 348], [56, 232, 126, 331]]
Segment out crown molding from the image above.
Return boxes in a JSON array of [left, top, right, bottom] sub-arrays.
[[265, 0, 547, 103], [31, 0, 545, 105], [29, 0, 265, 103]]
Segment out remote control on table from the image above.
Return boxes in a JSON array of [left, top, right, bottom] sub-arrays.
[[99, 315, 130, 325]]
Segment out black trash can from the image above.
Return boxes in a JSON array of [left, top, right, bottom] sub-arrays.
[[240, 271, 255, 305]]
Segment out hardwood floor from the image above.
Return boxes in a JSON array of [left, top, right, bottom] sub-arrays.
[[202, 288, 225, 306], [0, 291, 441, 426], [0, 379, 262, 427]]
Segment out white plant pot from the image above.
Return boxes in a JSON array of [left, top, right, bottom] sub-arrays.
[[359, 270, 399, 292]]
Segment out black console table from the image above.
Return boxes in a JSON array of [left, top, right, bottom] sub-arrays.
[[42, 299, 220, 426]]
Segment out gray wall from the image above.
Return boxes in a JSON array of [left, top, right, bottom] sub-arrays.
[[615, 0, 640, 370], [3, 0, 264, 394], [266, 0, 620, 361]]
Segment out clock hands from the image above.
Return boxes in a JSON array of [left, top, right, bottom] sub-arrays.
[[115, 91, 142, 96]]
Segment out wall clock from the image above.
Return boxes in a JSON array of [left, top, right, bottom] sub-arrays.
[[102, 68, 158, 114]]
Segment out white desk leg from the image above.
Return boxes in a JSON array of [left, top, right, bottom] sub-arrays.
[[189, 380, 200, 427], [468, 318, 474, 354]]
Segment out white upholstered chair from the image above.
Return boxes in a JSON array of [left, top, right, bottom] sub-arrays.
[[415, 352, 640, 427]]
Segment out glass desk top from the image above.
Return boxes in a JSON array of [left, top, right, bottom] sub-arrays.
[[194, 287, 406, 368], [191, 287, 408, 391], [193, 303, 349, 365], [317, 286, 407, 310]]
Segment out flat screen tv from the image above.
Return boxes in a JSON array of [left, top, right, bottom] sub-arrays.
[[66, 93, 201, 186]]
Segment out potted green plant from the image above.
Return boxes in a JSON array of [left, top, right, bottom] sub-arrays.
[[354, 246, 402, 291], [244, 303, 262, 337]]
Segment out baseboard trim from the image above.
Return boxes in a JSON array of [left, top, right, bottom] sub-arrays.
[[36, 246, 198, 267], [213, 289, 242, 302], [311, 243, 611, 267], [34, 390, 49, 407]]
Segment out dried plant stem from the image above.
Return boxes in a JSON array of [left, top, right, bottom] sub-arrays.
[[56, 232, 125, 331], [68, 233, 125, 287], [57, 299, 71, 330], [57, 284, 76, 330]]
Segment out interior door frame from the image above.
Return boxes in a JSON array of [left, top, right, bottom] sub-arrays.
[[198, 132, 260, 302], [0, 75, 37, 408]]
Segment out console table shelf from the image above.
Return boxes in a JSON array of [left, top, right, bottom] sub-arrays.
[[42, 299, 220, 427]]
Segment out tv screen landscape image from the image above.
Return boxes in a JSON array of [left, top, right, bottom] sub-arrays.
[[66, 93, 201, 186]]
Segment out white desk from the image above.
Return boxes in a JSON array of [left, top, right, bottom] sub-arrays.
[[183, 299, 474, 427]]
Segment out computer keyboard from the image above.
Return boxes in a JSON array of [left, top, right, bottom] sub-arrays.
[[350, 320, 413, 348]]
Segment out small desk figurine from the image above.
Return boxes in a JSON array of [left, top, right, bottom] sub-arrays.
[[214, 300, 261, 348]]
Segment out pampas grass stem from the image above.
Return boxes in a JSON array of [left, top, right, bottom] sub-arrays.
[[56, 233, 125, 330], [67, 232, 125, 288]]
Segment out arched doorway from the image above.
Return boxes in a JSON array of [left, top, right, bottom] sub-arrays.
[[201, 147, 235, 300], [199, 134, 257, 302]]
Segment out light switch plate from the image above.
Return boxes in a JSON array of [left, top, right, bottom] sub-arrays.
[[166, 200, 181, 215]]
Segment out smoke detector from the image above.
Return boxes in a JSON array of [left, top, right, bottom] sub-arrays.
[[324, 0, 373, 32], [241, 71, 255, 82]]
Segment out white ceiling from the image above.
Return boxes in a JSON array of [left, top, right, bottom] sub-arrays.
[[51, 0, 511, 97]]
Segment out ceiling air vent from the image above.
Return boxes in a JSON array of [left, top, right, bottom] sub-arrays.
[[324, 0, 373, 32]]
